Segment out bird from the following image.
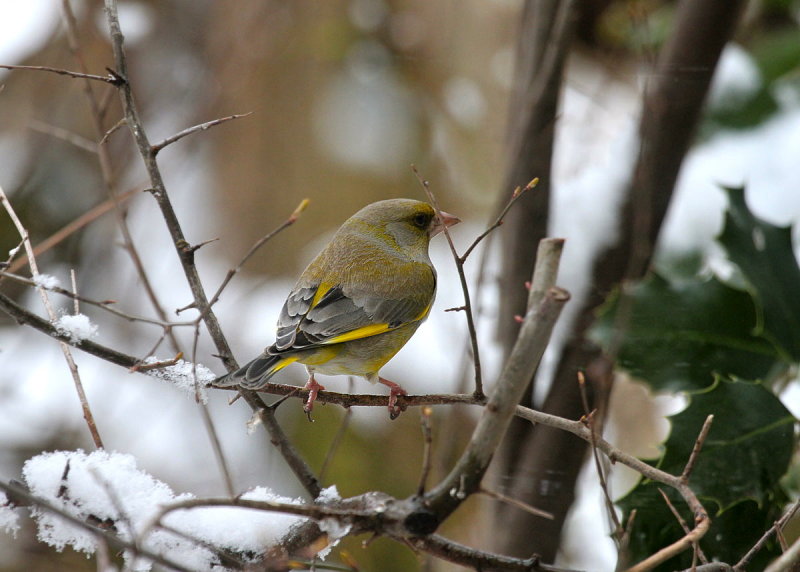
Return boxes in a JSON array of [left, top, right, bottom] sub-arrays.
[[214, 198, 460, 419]]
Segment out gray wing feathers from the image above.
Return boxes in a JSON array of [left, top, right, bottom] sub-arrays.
[[213, 354, 283, 389], [269, 282, 431, 354]]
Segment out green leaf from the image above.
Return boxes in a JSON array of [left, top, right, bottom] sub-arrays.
[[619, 486, 785, 571], [591, 275, 780, 391], [718, 186, 800, 360], [661, 377, 795, 509], [619, 378, 795, 570]]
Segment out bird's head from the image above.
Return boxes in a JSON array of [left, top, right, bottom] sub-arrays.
[[352, 199, 460, 257]]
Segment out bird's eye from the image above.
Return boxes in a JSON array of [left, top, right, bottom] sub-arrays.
[[412, 213, 429, 228]]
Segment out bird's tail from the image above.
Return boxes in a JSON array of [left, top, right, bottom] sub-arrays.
[[213, 354, 299, 390]]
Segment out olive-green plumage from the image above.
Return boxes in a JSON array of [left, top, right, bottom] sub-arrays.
[[215, 198, 459, 416]]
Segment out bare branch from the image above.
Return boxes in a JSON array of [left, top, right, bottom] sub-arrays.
[[0, 63, 120, 84], [412, 165, 485, 398], [681, 415, 713, 482], [460, 177, 539, 263], [151, 112, 253, 154], [416, 406, 434, 496], [735, 498, 800, 571], [207, 198, 310, 311], [426, 239, 568, 519], [0, 186, 104, 449], [0, 481, 195, 572], [7, 187, 141, 274]]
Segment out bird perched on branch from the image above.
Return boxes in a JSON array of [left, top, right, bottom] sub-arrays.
[[214, 198, 460, 419]]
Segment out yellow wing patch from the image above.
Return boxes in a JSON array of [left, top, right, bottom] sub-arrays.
[[326, 323, 392, 344], [271, 356, 299, 373], [310, 282, 334, 308]]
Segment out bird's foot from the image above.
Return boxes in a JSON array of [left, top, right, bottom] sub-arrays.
[[302, 375, 326, 421], [379, 377, 408, 420]]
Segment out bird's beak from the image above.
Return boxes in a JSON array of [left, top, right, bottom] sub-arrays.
[[430, 210, 461, 237]]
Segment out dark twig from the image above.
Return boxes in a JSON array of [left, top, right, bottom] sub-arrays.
[[578, 372, 623, 545], [426, 239, 568, 518], [0, 64, 120, 84], [258, 406, 322, 498], [0, 270, 195, 328], [151, 112, 253, 154], [0, 481, 195, 572], [104, 0, 233, 367], [479, 487, 553, 520], [62, 0, 183, 354], [460, 178, 538, 263], [408, 534, 574, 572], [7, 187, 141, 273], [207, 198, 310, 311], [319, 407, 353, 485], [1, 187, 104, 449], [681, 415, 714, 482], [513, 404, 712, 572], [734, 498, 800, 571], [658, 488, 709, 565], [416, 406, 434, 496], [412, 165, 485, 398]]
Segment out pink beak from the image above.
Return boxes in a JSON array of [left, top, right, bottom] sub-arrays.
[[430, 210, 460, 237]]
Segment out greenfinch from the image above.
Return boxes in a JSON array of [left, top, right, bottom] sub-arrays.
[[215, 198, 460, 418]]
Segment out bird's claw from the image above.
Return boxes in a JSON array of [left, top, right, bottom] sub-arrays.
[[302, 375, 325, 422], [380, 377, 408, 420]]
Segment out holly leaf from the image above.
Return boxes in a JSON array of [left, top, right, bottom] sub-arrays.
[[591, 275, 780, 391], [619, 377, 795, 570], [660, 377, 794, 509], [719, 186, 800, 360], [619, 486, 784, 571]]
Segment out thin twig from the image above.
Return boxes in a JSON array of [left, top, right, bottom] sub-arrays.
[[29, 119, 98, 153], [681, 415, 714, 482], [416, 406, 434, 496], [7, 187, 141, 273], [151, 112, 253, 154], [319, 407, 353, 485], [0, 270, 195, 328], [479, 487, 553, 520], [412, 165, 484, 398], [258, 406, 323, 498], [578, 371, 623, 545], [426, 239, 569, 518], [460, 178, 538, 263], [63, 0, 183, 355], [734, 498, 800, 571], [0, 186, 104, 449], [657, 488, 709, 565], [207, 198, 310, 311], [0, 481, 194, 572], [0, 63, 120, 84], [512, 404, 712, 572]]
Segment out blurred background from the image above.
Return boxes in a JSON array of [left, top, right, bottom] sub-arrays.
[[1, 0, 799, 570]]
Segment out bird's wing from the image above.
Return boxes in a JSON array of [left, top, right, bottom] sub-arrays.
[[272, 276, 434, 353]]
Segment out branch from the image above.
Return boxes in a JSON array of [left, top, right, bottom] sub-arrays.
[[426, 239, 568, 518], [7, 187, 141, 274], [512, 405, 712, 572], [413, 166, 485, 398], [0, 481, 195, 572], [103, 0, 234, 367], [151, 112, 253, 154], [408, 534, 577, 572], [0, 63, 120, 84], [1, 186, 104, 449]]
